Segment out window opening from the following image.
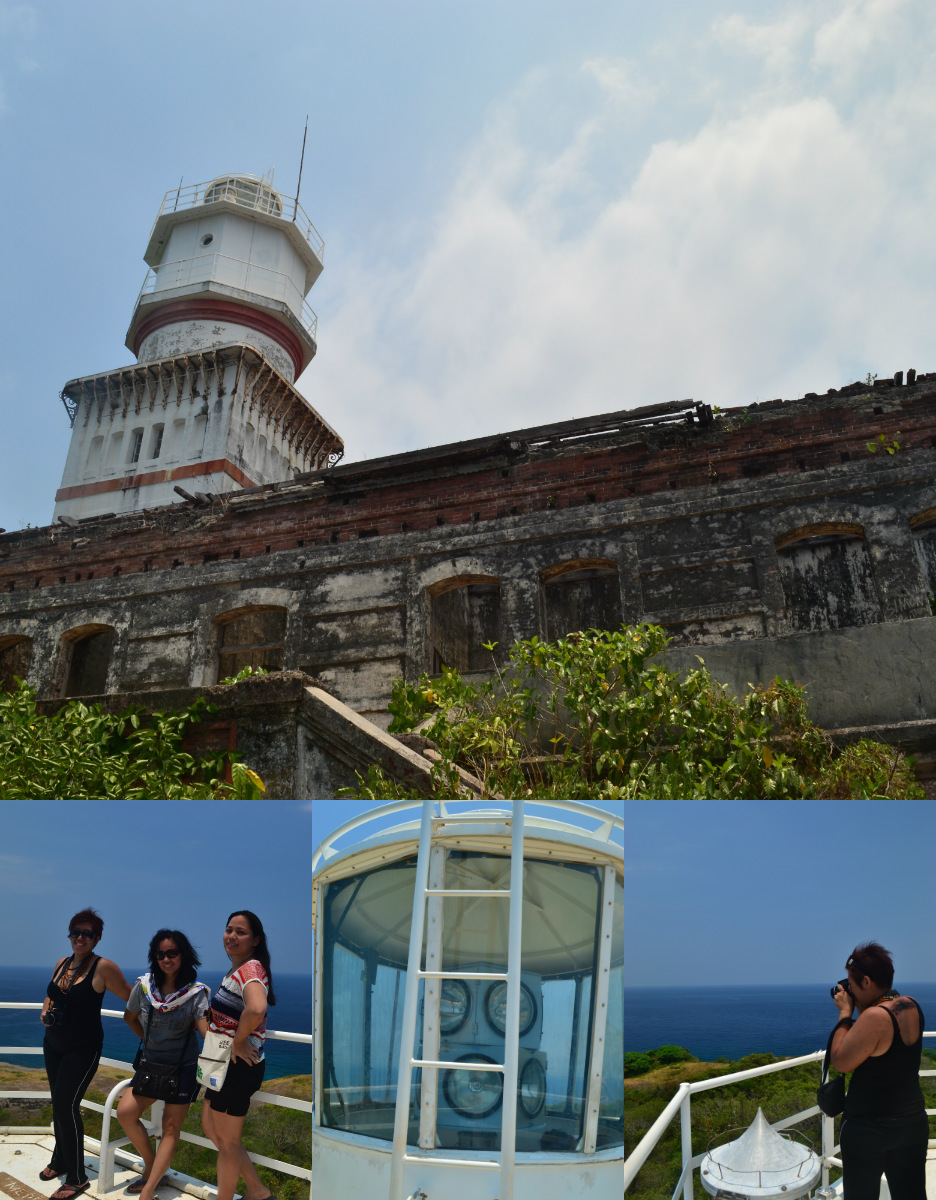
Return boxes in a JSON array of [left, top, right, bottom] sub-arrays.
[[777, 531, 881, 631], [63, 627, 115, 697], [542, 562, 622, 640], [0, 637, 32, 692], [216, 607, 286, 679], [430, 580, 501, 673]]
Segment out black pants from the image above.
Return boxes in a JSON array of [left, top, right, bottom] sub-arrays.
[[840, 1112, 929, 1200], [43, 1035, 102, 1186]]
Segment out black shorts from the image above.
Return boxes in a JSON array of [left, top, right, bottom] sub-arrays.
[[206, 1057, 265, 1117], [131, 1061, 201, 1106]]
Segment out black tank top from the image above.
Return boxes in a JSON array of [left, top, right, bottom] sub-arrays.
[[45, 955, 105, 1047], [845, 998, 925, 1119]]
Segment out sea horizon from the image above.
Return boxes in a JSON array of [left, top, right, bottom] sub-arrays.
[[0, 965, 312, 1080], [4, 968, 933, 1074]]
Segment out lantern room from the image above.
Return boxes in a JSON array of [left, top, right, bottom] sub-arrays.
[[310, 800, 625, 1200]]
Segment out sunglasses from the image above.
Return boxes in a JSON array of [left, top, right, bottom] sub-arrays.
[[156, 949, 181, 960], [68, 929, 95, 940]]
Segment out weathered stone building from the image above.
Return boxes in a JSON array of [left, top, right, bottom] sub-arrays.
[[3, 172, 936, 795]]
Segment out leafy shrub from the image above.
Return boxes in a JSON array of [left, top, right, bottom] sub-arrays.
[[624, 1052, 654, 1076], [351, 624, 923, 799], [0, 679, 264, 798]]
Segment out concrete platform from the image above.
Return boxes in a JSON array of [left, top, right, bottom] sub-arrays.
[[0, 1131, 218, 1200]]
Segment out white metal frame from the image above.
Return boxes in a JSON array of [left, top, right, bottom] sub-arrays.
[[387, 800, 528, 1200]]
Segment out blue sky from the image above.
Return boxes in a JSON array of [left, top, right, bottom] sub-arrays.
[[2, 0, 936, 529], [1, 799, 932, 987]]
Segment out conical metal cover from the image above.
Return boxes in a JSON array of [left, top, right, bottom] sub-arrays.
[[709, 1108, 811, 1175]]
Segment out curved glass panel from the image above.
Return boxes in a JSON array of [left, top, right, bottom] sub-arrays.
[[320, 858, 417, 1141], [319, 849, 608, 1154]]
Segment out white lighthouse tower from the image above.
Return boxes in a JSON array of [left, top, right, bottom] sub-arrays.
[[53, 172, 342, 522]]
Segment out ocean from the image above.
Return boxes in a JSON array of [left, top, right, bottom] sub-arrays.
[[0, 966, 311, 1080], [3, 969, 934, 1077], [620, 982, 936, 1061]]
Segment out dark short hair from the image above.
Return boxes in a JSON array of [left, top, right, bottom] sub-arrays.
[[148, 929, 201, 991], [846, 941, 894, 989], [69, 908, 103, 939], [226, 910, 277, 1006]]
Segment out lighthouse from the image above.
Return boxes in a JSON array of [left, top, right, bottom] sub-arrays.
[[53, 172, 342, 522]]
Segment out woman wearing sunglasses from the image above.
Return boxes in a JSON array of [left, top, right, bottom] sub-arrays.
[[39, 909, 132, 1200], [117, 930, 210, 1200], [201, 911, 277, 1200]]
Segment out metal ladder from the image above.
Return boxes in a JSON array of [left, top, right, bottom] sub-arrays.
[[389, 799, 526, 1200]]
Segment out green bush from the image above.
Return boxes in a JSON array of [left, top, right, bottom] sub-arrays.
[[624, 1052, 654, 1076], [350, 624, 923, 799], [650, 1045, 694, 1065], [0, 680, 264, 798]]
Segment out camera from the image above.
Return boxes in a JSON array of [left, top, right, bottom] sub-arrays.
[[41, 1007, 62, 1027], [830, 978, 852, 999]]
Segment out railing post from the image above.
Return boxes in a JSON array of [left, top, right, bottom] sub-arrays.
[[821, 1111, 834, 1191], [98, 1077, 134, 1191], [680, 1088, 693, 1200]]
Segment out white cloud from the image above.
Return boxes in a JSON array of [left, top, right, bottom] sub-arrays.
[[712, 10, 812, 76], [813, 0, 912, 78], [305, 0, 936, 463]]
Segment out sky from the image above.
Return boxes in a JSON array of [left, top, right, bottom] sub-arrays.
[[2, 0, 936, 530], [0, 798, 932, 989]]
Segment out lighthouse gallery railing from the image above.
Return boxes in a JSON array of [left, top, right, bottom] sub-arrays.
[[0, 1005, 314, 1198], [617, 1036, 936, 1198]]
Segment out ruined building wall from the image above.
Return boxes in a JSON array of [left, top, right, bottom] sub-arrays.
[[3, 376, 936, 732]]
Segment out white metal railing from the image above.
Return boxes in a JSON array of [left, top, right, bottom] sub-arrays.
[[619, 1032, 936, 1199], [0, 1003, 314, 1198], [157, 178, 325, 264], [135, 254, 318, 341]]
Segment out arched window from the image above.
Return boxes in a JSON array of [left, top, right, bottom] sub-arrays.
[[216, 606, 287, 680], [776, 525, 882, 632], [0, 636, 32, 692], [541, 559, 622, 640], [429, 576, 501, 674], [62, 625, 116, 697]]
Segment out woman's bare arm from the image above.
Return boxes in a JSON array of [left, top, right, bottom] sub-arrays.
[[96, 958, 133, 1002]]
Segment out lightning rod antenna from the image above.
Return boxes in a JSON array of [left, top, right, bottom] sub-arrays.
[[294, 116, 308, 220]]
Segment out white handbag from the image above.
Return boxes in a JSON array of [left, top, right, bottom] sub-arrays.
[[196, 1030, 233, 1091]]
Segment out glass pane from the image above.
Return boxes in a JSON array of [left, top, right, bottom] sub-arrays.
[[320, 850, 605, 1154], [432, 852, 602, 1153], [321, 859, 418, 1142]]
